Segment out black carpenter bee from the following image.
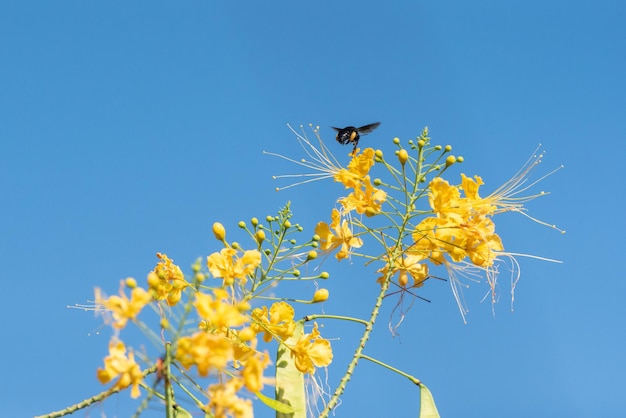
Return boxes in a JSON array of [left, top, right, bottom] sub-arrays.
[[332, 122, 381, 155]]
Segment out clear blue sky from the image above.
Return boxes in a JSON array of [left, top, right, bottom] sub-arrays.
[[1, 1, 624, 417]]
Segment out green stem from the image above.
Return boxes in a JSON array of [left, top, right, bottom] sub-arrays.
[[359, 354, 420, 385], [319, 275, 392, 418], [164, 343, 175, 418], [35, 365, 158, 418], [303, 314, 369, 326]]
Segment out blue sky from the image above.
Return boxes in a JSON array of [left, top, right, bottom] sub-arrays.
[[1, 1, 625, 417]]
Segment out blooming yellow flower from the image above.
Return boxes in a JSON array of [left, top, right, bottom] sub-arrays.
[[94, 282, 150, 329], [339, 175, 387, 216], [147, 253, 189, 306], [207, 379, 253, 418], [288, 322, 333, 374], [333, 148, 376, 189], [315, 208, 363, 261], [251, 301, 296, 343], [414, 176, 507, 268], [97, 340, 143, 398], [207, 247, 261, 286], [176, 331, 234, 376], [194, 289, 250, 330], [377, 252, 429, 288], [241, 352, 270, 393]]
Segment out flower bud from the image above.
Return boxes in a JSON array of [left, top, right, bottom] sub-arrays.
[[125, 277, 137, 289], [398, 149, 409, 166], [319, 272, 329, 279], [255, 230, 266, 244], [444, 145, 452, 152], [306, 250, 318, 261], [284, 220, 292, 229], [251, 217, 259, 227], [312, 288, 329, 303], [393, 137, 400, 145], [445, 155, 456, 167], [212, 222, 226, 241], [238, 221, 246, 228], [292, 269, 301, 277]]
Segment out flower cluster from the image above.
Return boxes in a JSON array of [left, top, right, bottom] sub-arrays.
[[92, 205, 333, 417], [273, 125, 561, 322]]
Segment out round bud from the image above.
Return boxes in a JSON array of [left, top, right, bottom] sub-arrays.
[[312, 288, 329, 303], [255, 230, 266, 244], [398, 149, 409, 166], [238, 221, 246, 228], [445, 155, 456, 167], [393, 137, 400, 145], [125, 277, 137, 289], [319, 272, 330, 279], [251, 217, 259, 227]]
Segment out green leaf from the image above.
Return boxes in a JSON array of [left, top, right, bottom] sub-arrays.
[[275, 320, 306, 418], [419, 383, 440, 418], [172, 404, 193, 418], [255, 390, 297, 414]]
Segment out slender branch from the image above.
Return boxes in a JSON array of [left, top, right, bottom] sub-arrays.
[[319, 275, 392, 418], [359, 354, 420, 385], [303, 314, 369, 326], [34, 365, 158, 418]]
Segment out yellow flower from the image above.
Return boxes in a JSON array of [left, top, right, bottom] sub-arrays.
[[333, 148, 376, 189], [339, 175, 387, 216], [207, 248, 261, 286], [241, 352, 270, 393], [175, 331, 234, 376], [315, 208, 363, 261], [377, 252, 429, 288], [207, 379, 253, 418], [194, 289, 250, 330], [147, 253, 189, 306], [97, 340, 143, 398], [288, 322, 333, 374], [251, 302, 296, 343], [95, 282, 150, 329]]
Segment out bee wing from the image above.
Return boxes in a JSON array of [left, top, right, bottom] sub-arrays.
[[331, 127, 341, 132], [356, 122, 381, 134]]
